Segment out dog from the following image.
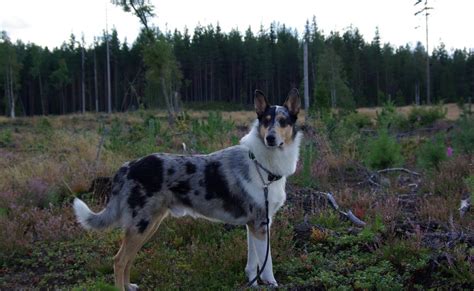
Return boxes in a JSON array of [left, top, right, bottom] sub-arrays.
[[73, 88, 302, 290]]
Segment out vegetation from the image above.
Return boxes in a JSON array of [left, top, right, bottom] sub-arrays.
[[1, 16, 474, 117], [417, 134, 447, 171], [0, 108, 472, 289], [364, 128, 404, 170]]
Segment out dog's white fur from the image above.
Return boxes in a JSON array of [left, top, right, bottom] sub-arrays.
[[240, 122, 302, 284]]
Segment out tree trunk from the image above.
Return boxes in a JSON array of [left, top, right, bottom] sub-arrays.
[[161, 77, 175, 126], [61, 86, 66, 115], [10, 65, 15, 118], [71, 79, 76, 113], [82, 46, 86, 113], [303, 42, 310, 113], [39, 72, 47, 115], [106, 34, 112, 113], [114, 59, 118, 111], [94, 49, 99, 112]]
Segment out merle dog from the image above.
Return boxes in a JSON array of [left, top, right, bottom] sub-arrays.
[[73, 89, 302, 290]]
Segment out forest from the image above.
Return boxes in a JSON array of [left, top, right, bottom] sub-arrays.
[[1, 16, 473, 116]]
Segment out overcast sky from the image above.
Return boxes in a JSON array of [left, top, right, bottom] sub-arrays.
[[1, 0, 473, 52]]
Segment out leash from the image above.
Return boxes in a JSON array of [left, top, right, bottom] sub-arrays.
[[247, 151, 281, 287]]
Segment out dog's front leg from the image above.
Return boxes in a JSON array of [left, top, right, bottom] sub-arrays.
[[245, 225, 259, 286], [247, 222, 278, 286]]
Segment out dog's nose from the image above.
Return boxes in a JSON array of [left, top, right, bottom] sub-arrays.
[[266, 135, 276, 146]]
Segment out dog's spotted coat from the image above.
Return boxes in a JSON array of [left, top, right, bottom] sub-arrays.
[[74, 89, 302, 290]]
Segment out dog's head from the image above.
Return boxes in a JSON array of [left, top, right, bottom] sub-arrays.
[[254, 88, 300, 149]]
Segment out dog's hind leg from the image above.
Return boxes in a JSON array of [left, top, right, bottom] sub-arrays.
[[114, 210, 168, 291], [123, 210, 169, 290]]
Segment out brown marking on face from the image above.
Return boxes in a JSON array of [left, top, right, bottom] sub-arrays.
[[275, 123, 293, 145], [275, 113, 294, 145], [259, 123, 270, 141]]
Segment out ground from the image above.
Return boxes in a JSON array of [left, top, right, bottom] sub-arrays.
[[0, 104, 472, 289]]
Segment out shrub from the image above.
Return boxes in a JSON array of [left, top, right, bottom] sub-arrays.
[[321, 112, 364, 159], [343, 112, 373, 130], [104, 118, 126, 152], [452, 116, 474, 155], [0, 203, 79, 253], [417, 135, 447, 171], [0, 128, 13, 147], [190, 111, 235, 152], [407, 104, 447, 128], [464, 175, 474, 203], [37, 117, 53, 135], [428, 156, 471, 197], [375, 101, 410, 131], [295, 142, 317, 187], [465, 175, 474, 193], [364, 128, 403, 170]]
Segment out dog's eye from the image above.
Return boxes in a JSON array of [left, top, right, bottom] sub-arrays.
[[262, 115, 272, 127], [279, 118, 287, 127]]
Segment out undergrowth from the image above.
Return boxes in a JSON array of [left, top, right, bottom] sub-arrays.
[[0, 108, 472, 289]]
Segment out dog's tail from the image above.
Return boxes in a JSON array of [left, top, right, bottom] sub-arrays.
[[73, 197, 120, 230]]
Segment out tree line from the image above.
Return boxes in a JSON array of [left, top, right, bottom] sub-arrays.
[[1, 17, 473, 116]]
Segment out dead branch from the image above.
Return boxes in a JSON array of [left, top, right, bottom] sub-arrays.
[[459, 196, 471, 218], [315, 191, 367, 227], [316, 191, 339, 210], [345, 210, 367, 227], [377, 167, 420, 176]]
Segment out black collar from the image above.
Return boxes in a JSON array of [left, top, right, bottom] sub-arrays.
[[248, 151, 282, 182]]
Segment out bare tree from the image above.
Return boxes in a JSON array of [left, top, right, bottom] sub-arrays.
[[415, 0, 433, 105], [81, 34, 86, 113]]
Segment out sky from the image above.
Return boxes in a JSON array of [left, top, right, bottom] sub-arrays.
[[1, 0, 473, 52]]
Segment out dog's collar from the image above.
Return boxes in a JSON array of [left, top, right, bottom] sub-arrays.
[[248, 151, 282, 182]]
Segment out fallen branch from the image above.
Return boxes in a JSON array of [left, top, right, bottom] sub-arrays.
[[315, 191, 366, 227], [345, 210, 367, 227], [459, 196, 471, 218], [361, 167, 421, 189], [377, 167, 420, 176], [318, 191, 339, 210]]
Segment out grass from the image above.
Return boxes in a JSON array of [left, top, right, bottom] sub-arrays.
[[0, 107, 473, 289], [357, 102, 465, 121]]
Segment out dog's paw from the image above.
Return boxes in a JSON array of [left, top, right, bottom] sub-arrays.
[[262, 280, 278, 287], [126, 283, 139, 291]]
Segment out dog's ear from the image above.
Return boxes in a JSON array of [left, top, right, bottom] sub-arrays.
[[254, 90, 270, 117], [284, 88, 300, 117]]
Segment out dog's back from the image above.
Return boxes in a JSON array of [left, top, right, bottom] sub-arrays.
[[74, 144, 270, 233]]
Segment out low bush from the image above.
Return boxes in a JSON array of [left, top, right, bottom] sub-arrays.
[[452, 116, 474, 155], [407, 104, 447, 128], [417, 134, 447, 171], [0, 203, 79, 254], [363, 128, 404, 170], [343, 112, 373, 130], [428, 156, 471, 197], [296, 142, 318, 187], [0, 128, 13, 147], [190, 111, 236, 152], [375, 101, 411, 131]]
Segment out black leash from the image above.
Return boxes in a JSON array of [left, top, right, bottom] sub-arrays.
[[247, 151, 281, 287]]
